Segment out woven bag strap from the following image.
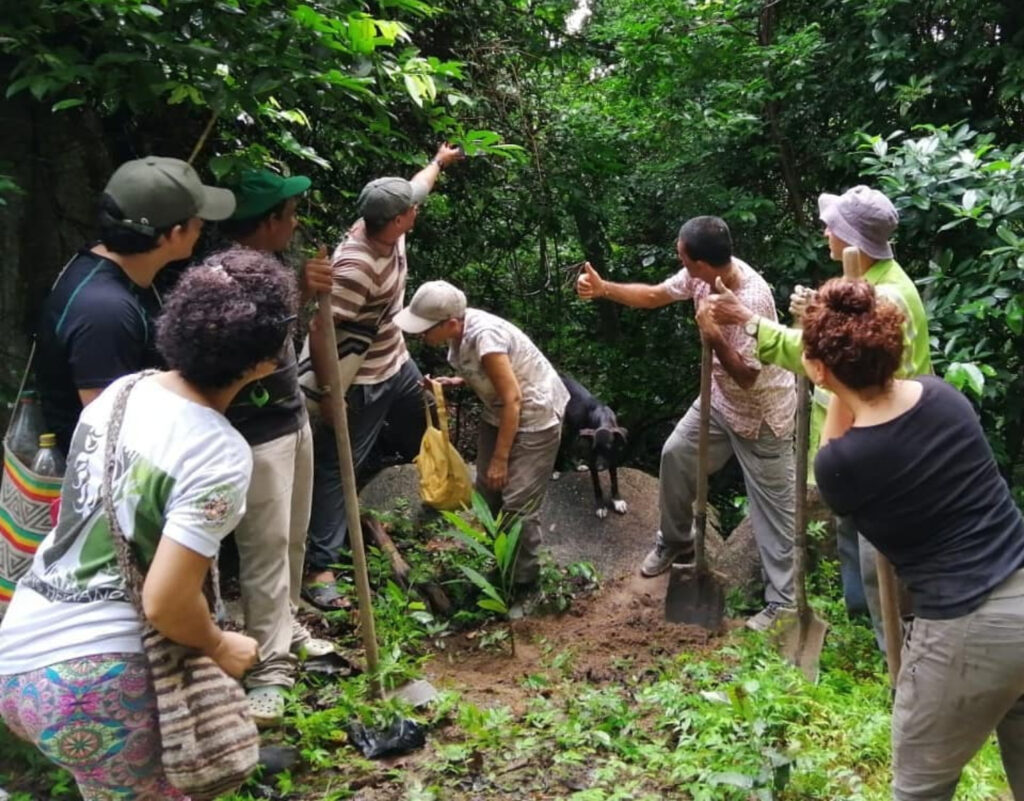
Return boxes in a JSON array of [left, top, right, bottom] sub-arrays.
[[100, 371, 221, 617], [101, 371, 155, 615]]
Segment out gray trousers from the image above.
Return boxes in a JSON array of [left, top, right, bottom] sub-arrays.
[[892, 568, 1024, 800], [476, 421, 562, 585], [659, 400, 795, 605], [306, 359, 426, 571]]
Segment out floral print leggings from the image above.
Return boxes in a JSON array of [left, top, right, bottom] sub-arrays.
[[0, 653, 187, 800]]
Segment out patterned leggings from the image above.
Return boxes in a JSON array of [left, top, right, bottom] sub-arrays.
[[0, 654, 188, 800]]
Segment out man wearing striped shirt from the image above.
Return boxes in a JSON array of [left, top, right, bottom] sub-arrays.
[[303, 144, 463, 606]]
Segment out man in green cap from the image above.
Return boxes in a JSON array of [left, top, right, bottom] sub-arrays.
[[215, 168, 334, 727], [302, 143, 464, 606], [36, 156, 235, 455]]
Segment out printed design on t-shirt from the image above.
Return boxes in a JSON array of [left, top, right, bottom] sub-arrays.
[[195, 483, 240, 530], [25, 421, 178, 605]]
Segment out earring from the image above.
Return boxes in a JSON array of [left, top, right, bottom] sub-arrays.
[[250, 381, 270, 408]]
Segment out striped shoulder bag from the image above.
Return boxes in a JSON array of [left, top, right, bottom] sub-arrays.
[[101, 372, 259, 800]]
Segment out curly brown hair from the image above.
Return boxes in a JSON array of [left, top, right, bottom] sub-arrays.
[[156, 247, 298, 388], [802, 279, 905, 390]]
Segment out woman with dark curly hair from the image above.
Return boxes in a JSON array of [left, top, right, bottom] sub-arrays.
[[0, 250, 297, 800], [804, 278, 1024, 801]]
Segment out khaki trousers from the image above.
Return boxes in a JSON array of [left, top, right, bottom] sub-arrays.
[[237, 422, 314, 689], [475, 421, 561, 584], [893, 567, 1024, 800]]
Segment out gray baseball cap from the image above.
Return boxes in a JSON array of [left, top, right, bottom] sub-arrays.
[[104, 156, 236, 231], [818, 185, 898, 260], [356, 176, 428, 225], [395, 280, 467, 334]]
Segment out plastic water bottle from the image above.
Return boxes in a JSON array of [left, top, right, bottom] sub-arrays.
[[7, 391, 45, 465], [30, 433, 66, 478]]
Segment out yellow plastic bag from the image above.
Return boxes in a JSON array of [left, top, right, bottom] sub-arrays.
[[415, 380, 472, 511]]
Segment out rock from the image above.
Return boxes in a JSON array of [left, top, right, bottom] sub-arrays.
[[714, 486, 839, 597], [358, 464, 726, 583], [539, 467, 724, 582]]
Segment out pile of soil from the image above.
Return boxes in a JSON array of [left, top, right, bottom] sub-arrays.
[[425, 570, 726, 710]]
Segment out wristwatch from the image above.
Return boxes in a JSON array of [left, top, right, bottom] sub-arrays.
[[744, 316, 760, 338]]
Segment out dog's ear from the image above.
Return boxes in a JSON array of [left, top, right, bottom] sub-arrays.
[[614, 426, 628, 442], [578, 428, 596, 438]]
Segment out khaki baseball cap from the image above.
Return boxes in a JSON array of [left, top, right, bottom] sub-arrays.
[[818, 185, 898, 260], [356, 176, 428, 225], [395, 280, 467, 334], [104, 156, 236, 232]]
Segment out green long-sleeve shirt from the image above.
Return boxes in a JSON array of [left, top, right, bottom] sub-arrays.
[[754, 259, 933, 481], [755, 259, 932, 379]]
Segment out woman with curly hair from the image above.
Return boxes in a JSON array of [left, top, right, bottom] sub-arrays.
[[803, 278, 1024, 801], [0, 249, 297, 799]]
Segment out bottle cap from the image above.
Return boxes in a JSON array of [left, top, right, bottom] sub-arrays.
[[39, 433, 57, 448]]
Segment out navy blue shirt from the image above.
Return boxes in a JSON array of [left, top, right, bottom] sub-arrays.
[[35, 250, 162, 454], [815, 376, 1024, 619]]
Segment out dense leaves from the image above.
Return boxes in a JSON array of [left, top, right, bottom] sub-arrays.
[[1, 0, 1022, 489]]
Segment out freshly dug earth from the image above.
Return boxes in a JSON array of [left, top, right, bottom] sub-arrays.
[[425, 570, 723, 711]]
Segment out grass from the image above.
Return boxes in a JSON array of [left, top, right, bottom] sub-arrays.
[[0, 510, 1013, 800]]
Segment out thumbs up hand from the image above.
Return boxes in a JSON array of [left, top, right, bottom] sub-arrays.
[[576, 261, 605, 301], [707, 276, 755, 326], [302, 244, 334, 298]]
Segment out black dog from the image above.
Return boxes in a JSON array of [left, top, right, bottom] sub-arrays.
[[556, 374, 628, 519]]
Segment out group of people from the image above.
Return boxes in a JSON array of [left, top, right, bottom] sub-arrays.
[[0, 144, 1022, 801]]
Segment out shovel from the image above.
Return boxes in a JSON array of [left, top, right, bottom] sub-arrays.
[[842, 246, 903, 684], [665, 339, 725, 631], [776, 375, 828, 681]]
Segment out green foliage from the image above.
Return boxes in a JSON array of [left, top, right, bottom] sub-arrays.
[[442, 491, 523, 651], [858, 123, 1024, 476]]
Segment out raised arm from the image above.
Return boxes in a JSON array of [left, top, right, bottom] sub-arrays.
[[409, 142, 464, 198], [575, 262, 677, 309]]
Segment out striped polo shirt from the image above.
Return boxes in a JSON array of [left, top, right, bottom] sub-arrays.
[[329, 219, 410, 385]]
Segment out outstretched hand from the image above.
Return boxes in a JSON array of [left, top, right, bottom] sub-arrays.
[[575, 262, 605, 300], [434, 142, 465, 169], [707, 276, 754, 326]]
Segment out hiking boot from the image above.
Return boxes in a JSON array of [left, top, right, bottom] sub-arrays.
[[745, 602, 796, 632], [640, 540, 695, 577]]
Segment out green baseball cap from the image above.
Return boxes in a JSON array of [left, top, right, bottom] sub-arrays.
[[231, 169, 312, 220], [356, 176, 428, 225], [104, 156, 236, 231]]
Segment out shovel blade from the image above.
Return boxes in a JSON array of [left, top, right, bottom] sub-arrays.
[[665, 566, 725, 631], [776, 612, 828, 683]]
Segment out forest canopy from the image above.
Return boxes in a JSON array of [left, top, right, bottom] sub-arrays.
[[1, 0, 1022, 494]]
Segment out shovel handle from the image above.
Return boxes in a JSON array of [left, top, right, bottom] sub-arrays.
[[877, 553, 903, 685], [316, 292, 381, 696], [694, 339, 713, 572], [793, 376, 811, 616]]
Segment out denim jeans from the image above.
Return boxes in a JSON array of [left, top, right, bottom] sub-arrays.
[[306, 358, 426, 571]]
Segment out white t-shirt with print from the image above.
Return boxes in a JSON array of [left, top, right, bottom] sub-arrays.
[[448, 309, 569, 433], [0, 374, 251, 675]]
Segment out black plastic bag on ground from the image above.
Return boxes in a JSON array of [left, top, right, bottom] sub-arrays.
[[346, 718, 426, 758]]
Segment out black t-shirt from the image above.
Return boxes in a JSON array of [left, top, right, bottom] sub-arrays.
[[815, 376, 1024, 619], [35, 250, 163, 454], [226, 338, 307, 446], [210, 246, 306, 446]]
